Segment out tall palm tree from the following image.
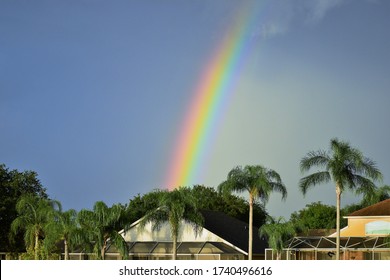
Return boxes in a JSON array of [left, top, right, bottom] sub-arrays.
[[45, 209, 79, 260], [10, 194, 61, 260], [299, 138, 382, 260], [77, 201, 128, 260], [218, 165, 287, 260], [139, 187, 204, 260], [259, 216, 296, 260]]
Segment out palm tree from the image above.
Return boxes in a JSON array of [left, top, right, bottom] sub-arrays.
[[10, 194, 61, 260], [45, 209, 79, 260], [218, 165, 287, 260], [299, 138, 382, 260], [139, 187, 204, 260], [358, 185, 390, 207], [259, 216, 296, 260], [77, 201, 128, 260]]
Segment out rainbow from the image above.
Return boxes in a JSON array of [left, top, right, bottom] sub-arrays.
[[165, 2, 261, 189]]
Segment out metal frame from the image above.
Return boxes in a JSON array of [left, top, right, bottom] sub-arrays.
[[265, 236, 390, 260]]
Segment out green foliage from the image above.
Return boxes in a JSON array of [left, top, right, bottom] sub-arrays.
[[77, 201, 128, 260], [10, 194, 61, 259], [127, 185, 268, 228], [260, 216, 296, 260], [299, 138, 383, 259], [126, 190, 162, 224], [19, 240, 60, 260], [218, 165, 287, 204], [0, 163, 48, 252], [299, 138, 382, 195], [139, 187, 204, 260], [357, 185, 390, 207], [218, 165, 287, 260], [290, 202, 337, 230], [44, 209, 79, 260], [188, 185, 268, 228]]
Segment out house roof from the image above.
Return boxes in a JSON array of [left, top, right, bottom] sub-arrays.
[[348, 199, 390, 217], [302, 229, 336, 237], [200, 210, 268, 254], [118, 209, 268, 255]]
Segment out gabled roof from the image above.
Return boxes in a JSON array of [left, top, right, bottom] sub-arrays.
[[200, 210, 268, 254], [348, 199, 390, 217], [120, 210, 268, 255]]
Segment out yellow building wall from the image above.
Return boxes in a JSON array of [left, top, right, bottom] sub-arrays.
[[340, 217, 390, 237]]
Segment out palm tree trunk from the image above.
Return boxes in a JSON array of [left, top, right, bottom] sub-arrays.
[[248, 194, 253, 260], [101, 239, 107, 260], [64, 239, 69, 260], [172, 235, 177, 260], [336, 184, 341, 260], [34, 231, 39, 260]]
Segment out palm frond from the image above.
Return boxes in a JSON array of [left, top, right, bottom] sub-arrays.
[[109, 231, 129, 259], [360, 157, 383, 182], [270, 182, 288, 200], [259, 216, 296, 255], [299, 171, 331, 195], [300, 150, 330, 172]]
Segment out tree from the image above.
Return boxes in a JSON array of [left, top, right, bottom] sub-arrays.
[[126, 190, 163, 225], [290, 202, 337, 230], [127, 185, 268, 228], [45, 209, 79, 260], [77, 201, 128, 260], [190, 185, 268, 228], [10, 194, 61, 259], [259, 216, 296, 260], [299, 138, 382, 260], [139, 187, 204, 260], [218, 165, 287, 260], [0, 164, 48, 253], [358, 185, 390, 207]]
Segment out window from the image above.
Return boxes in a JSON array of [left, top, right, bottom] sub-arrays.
[[365, 221, 390, 235]]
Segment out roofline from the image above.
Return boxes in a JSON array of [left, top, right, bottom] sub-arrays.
[[345, 216, 390, 219], [347, 199, 390, 217], [328, 226, 348, 237], [118, 216, 146, 235], [204, 230, 249, 255], [120, 218, 250, 256], [119, 210, 267, 255]]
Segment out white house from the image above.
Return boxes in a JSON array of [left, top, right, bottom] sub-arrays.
[[105, 210, 268, 260]]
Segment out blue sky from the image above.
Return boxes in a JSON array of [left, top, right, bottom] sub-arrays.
[[1, 0, 390, 218]]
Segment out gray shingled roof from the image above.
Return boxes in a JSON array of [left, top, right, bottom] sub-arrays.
[[200, 210, 268, 254]]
